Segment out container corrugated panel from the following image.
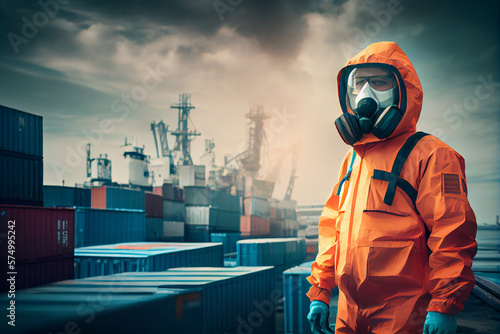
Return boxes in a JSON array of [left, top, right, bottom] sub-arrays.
[[210, 232, 264, 254], [146, 217, 163, 240], [240, 215, 270, 236], [74, 242, 224, 278], [0, 105, 43, 156], [91, 186, 107, 208], [1, 256, 74, 292], [237, 238, 307, 279], [163, 220, 184, 237], [145, 191, 163, 218], [74, 187, 91, 207], [74, 208, 146, 247], [185, 224, 212, 242], [0, 205, 75, 261], [163, 199, 186, 221], [210, 232, 241, 254], [243, 197, 270, 217], [184, 186, 240, 212], [186, 206, 241, 231], [0, 284, 203, 334], [0, 152, 43, 206], [44, 185, 90, 207], [283, 266, 339, 334], [91, 186, 145, 210], [43, 185, 76, 207], [60, 266, 275, 334]]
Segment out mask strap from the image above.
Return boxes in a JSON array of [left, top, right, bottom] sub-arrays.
[[336, 151, 357, 196], [373, 105, 394, 126]]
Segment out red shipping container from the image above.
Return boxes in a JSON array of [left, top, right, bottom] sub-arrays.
[[153, 186, 163, 196], [1, 256, 74, 292], [240, 215, 270, 236], [0, 205, 75, 262], [91, 186, 107, 209], [0, 205, 75, 292], [145, 192, 163, 218]]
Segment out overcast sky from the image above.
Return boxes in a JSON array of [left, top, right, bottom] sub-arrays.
[[1, 0, 499, 224]]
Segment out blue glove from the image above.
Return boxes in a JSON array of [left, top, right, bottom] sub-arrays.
[[307, 300, 334, 334], [423, 311, 457, 334]]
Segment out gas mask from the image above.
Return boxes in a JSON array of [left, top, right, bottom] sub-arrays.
[[335, 66, 404, 145]]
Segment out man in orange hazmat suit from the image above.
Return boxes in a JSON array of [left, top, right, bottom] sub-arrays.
[[306, 41, 477, 334]]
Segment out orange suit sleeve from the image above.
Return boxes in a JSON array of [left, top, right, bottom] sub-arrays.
[[306, 151, 351, 305], [416, 145, 477, 316]]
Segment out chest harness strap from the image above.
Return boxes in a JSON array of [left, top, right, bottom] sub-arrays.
[[372, 131, 429, 207]]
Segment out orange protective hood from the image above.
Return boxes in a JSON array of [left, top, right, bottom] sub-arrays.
[[337, 41, 423, 145]]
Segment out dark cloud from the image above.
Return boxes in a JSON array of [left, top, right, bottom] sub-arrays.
[[73, 0, 349, 58], [1, 0, 350, 60]]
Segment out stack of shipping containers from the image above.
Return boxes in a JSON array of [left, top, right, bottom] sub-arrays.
[[241, 196, 271, 236], [241, 178, 270, 237], [0, 266, 275, 334], [297, 205, 322, 261], [184, 186, 241, 242], [70, 186, 147, 247], [155, 183, 185, 241], [269, 199, 299, 237], [144, 191, 163, 240], [0, 104, 313, 332], [0, 105, 76, 291], [0, 105, 43, 206]]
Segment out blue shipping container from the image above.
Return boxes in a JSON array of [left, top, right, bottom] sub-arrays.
[[145, 217, 163, 241], [0, 284, 203, 334], [237, 238, 306, 288], [210, 232, 265, 254], [43, 185, 91, 207], [163, 199, 186, 221], [74, 242, 224, 278], [283, 266, 339, 334], [74, 208, 146, 247], [0, 151, 43, 206], [53, 266, 276, 334], [92, 186, 145, 210], [0, 104, 43, 157]]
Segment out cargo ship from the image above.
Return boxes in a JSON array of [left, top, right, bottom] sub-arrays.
[[1, 98, 499, 333]]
